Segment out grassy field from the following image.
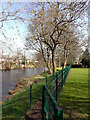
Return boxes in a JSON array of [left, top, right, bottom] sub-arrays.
[[59, 68, 89, 120], [2, 68, 89, 119]]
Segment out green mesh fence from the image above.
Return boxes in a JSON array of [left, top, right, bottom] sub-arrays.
[[46, 66, 71, 101], [42, 66, 71, 120], [42, 85, 63, 120]]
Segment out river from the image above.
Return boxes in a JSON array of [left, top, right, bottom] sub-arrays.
[[0, 67, 44, 101]]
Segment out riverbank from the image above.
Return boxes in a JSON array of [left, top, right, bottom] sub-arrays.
[[7, 73, 46, 100], [0, 64, 35, 71], [2, 72, 47, 119], [2, 67, 45, 102]]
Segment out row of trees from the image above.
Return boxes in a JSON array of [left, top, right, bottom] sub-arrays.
[[1, 2, 88, 73], [26, 2, 88, 73]]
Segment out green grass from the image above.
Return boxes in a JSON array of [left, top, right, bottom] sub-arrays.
[[2, 74, 46, 119], [1, 71, 55, 119], [2, 68, 89, 119], [59, 68, 89, 119]]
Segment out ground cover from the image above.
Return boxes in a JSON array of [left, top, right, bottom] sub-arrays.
[[2, 73, 47, 119], [2, 68, 89, 120], [59, 68, 89, 120]]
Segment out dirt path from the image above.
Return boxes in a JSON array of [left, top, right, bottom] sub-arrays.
[[26, 100, 42, 120]]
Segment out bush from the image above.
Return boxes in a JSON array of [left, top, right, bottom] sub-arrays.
[[72, 64, 82, 68]]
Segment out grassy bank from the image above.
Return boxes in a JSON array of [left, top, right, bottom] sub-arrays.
[[2, 73, 46, 119], [59, 68, 89, 119]]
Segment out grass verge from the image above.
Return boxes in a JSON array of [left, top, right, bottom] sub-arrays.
[[59, 68, 89, 120], [2, 73, 46, 119]]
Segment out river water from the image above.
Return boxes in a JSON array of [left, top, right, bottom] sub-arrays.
[[0, 67, 44, 101]]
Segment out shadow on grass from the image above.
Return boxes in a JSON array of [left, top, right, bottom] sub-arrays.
[[58, 68, 89, 119]]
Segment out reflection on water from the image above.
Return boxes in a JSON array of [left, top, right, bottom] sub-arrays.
[[1, 67, 44, 100]]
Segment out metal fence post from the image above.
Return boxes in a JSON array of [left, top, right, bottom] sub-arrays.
[[42, 85, 44, 120], [42, 85, 46, 120], [56, 107, 63, 120], [56, 72, 58, 101], [53, 73, 55, 80], [46, 76, 47, 86], [30, 85, 32, 108], [62, 69, 63, 87]]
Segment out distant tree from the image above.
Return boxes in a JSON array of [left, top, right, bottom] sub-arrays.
[[35, 52, 45, 67], [22, 55, 26, 66], [81, 48, 89, 67]]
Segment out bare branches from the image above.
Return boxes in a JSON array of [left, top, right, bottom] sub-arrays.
[[2, 2, 12, 14], [0, 22, 3, 29], [26, 1, 88, 72]]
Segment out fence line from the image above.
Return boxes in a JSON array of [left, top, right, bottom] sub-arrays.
[[42, 85, 63, 120], [2, 65, 71, 119], [46, 66, 71, 101], [42, 65, 71, 120]]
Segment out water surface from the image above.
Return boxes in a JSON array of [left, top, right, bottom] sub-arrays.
[[1, 67, 44, 101]]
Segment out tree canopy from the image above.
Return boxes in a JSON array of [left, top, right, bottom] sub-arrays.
[[26, 1, 88, 73]]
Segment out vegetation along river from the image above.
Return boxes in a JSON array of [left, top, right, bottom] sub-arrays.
[[0, 67, 44, 101]]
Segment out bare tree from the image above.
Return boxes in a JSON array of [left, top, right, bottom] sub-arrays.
[[0, 2, 31, 53], [26, 2, 88, 73], [26, 36, 53, 73]]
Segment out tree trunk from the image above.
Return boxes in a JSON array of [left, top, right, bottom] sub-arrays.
[[64, 49, 67, 68], [46, 62, 52, 74], [64, 59, 67, 68], [59, 56, 61, 68], [48, 56, 52, 74], [40, 41, 52, 74], [43, 56, 52, 74], [52, 50, 56, 73], [50, 58, 52, 69], [54, 60, 56, 73], [49, 67, 53, 74]]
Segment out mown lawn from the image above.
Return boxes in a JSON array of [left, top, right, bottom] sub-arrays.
[[59, 68, 89, 120]]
